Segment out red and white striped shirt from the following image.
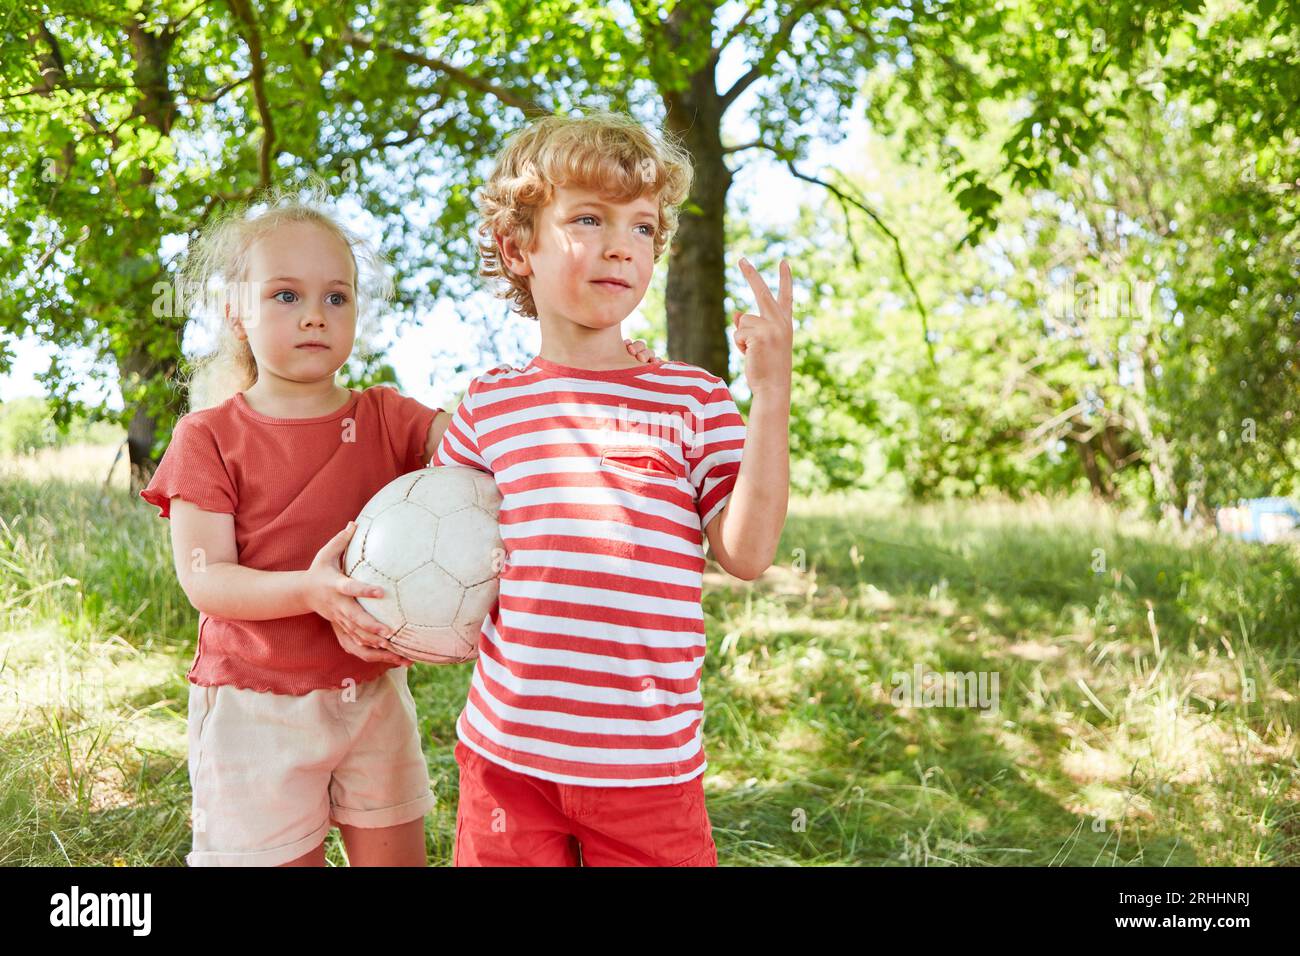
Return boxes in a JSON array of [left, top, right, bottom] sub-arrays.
[[433, 354, 746, 786]]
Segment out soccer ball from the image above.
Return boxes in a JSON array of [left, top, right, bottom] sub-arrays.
[[344, 466, 503, 664]]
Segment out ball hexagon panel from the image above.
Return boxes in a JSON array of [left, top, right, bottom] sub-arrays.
[[471, 470, 504, 512], [344, 514, 373, 575], [361, 500, 440, 580], [358, 470, 424, 520], [456, 578, 499, 629], [348, 560, 404, 632], [412, 466, 480, 517], [390, 623, 478, 664], [453, 619, 485, 649], [434, 507, 505, 587], [396, 563, 464, 629]]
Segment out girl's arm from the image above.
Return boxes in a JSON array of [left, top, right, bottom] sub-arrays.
[[424, 411, 453, 466], [169, 498, 398, 651]]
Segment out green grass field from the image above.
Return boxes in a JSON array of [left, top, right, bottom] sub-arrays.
[[2, 444, 1297, 865]]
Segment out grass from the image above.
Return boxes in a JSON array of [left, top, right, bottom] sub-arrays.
[[2, 445, 1297, 865]]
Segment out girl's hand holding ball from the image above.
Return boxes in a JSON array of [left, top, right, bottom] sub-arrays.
[[303, 521, 411, 666]]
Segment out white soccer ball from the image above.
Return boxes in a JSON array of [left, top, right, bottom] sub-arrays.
[[344, 466, 503, 664]]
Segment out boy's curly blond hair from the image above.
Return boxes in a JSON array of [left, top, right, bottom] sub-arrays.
[[476, 110, 694, 319]]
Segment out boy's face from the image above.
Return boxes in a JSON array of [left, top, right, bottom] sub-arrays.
[[501, 183, 660, 330]]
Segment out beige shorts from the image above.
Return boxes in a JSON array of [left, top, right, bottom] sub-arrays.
[[186, 667, 434, 867]]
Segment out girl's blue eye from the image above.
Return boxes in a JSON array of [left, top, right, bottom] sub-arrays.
[[273, 290, 298, 303], [576, 215, 598, 225], [636, 225, 655, 237], [326, 292, 348, 306]]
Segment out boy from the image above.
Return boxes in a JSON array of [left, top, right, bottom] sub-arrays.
[[433, 110, 793, 866]]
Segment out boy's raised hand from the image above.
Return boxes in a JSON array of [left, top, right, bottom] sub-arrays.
[[733, 257, 794, 394]]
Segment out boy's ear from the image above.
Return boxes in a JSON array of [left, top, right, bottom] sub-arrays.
[[496, 231, 532, 278]]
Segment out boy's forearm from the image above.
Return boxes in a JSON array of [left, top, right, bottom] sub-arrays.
[[714, 385, 791, 578], [182, 562, 312, 621]]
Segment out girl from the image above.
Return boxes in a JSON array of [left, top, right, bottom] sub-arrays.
[[141, 185, 655, 866]]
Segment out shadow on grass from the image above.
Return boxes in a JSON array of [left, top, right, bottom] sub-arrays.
[[699, 649, 1202, 866], [783, 510, 1300, 659]]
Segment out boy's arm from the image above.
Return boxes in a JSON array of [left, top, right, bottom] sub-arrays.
[[704, 257, 794, 581], [704, 386, 790, 580]]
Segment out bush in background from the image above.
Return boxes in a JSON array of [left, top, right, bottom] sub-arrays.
[[0, 397, 124, 456]]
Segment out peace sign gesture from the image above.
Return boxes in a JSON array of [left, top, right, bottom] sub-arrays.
[[733, 257, 794, 396]]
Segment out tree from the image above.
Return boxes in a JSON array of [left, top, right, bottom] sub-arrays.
[[0, 0, 1238, 491], [762, 3, 1299, 515]]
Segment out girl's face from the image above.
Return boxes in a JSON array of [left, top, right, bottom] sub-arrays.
[[230, 220, 358, 385]]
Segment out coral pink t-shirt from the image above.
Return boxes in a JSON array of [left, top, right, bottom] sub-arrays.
[[140, 385, 441, 695]]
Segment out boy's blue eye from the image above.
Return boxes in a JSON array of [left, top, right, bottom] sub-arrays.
[[273, 290, 298, 303], [575, 215, 654, 236]]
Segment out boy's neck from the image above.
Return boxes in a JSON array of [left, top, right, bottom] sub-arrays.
[[536, 314, 645, 371]]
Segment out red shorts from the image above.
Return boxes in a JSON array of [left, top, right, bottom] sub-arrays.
[[453, 740, 718, 867]]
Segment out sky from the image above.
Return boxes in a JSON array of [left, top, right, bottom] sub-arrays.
[[0, 11, 870, 413]]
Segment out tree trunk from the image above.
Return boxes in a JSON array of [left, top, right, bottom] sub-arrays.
[[117, 346, 179, 496], [1122, 342, 1183, 520], [118, 12, 181, 496], [1076, 439, 1115, 500], [125, 400, 163, 496], [662, 68, 733, 381]]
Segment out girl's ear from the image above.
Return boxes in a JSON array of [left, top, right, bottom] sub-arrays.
[[225, 301, 248, 341], [497, 231, 532, 277]]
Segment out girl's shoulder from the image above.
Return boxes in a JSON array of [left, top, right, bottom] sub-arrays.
[[356, 383, 399, 404], [170, 394, 242, 439], [357, 383, 442, 416]]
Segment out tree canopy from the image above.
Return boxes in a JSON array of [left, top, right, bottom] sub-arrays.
[[1, 0, 1295, 512]]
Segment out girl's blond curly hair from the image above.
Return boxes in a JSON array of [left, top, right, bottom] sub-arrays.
[[179, 181, 392, 411], [475, 110, 694, 318]]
